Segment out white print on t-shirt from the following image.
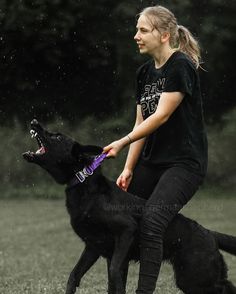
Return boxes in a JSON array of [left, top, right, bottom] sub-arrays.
[[140, 78, 166, 117]]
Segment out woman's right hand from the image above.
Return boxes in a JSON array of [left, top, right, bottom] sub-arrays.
[[116, 168, 133, 191]]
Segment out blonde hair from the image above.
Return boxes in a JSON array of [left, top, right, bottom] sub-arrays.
[[140, 6, 201, 68]]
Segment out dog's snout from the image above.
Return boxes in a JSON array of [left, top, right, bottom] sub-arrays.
[[30, 119, 43, 131], [31, 119, 39, 126]]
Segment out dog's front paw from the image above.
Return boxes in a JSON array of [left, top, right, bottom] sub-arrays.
[[65, 272, 81, 294], [65, 284, 76, 294], [65, 280, 79, 294]]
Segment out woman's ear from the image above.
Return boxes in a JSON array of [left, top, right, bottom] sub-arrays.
[[160, 31, 170, 43]]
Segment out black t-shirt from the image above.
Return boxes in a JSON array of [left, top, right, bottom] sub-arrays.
[[136, 51, 208, 176]]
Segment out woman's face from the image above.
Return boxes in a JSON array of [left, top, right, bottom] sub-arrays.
[[134, 14, 162, 55]]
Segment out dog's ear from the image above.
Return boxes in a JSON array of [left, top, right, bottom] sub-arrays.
[[81, 144, 103, 155], [72, 143, 103, 159]]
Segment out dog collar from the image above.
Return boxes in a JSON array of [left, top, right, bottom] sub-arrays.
[[68, 153, 107, 188]]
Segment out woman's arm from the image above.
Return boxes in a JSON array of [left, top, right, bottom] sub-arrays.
[[127, 91, 184, 142], [116, 106, 145, 191], [103, 91, 184, 157], [124, 105, 146, 171]]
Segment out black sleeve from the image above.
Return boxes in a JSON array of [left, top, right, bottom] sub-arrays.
[[164, 59, 196, 96]]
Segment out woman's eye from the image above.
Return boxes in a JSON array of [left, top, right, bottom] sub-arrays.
[[140, 28, 149, 33]]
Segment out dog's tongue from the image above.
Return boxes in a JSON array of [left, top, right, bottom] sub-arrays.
[[36, 146, 45, 154]]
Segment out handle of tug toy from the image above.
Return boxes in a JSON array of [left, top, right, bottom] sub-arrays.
[[89, 152, 107, 171], [74, 153, 108, 184]]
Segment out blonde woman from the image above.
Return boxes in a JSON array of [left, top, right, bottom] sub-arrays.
[[104, 5, 207, 293]]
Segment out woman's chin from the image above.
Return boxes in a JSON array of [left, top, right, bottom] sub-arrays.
[[139, 48, 148, 54]]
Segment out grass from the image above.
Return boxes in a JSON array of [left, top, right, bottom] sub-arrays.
[[0, 190, 235, 293]]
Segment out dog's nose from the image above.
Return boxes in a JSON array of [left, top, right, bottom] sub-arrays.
[[31, 119, 39, 126]]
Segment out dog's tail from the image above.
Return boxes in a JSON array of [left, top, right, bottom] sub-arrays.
[[212, 231, 236, 256]]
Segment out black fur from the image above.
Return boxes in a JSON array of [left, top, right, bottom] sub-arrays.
[[23, 119, 236, 294]]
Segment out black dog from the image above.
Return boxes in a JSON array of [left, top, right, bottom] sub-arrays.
[[23, 119, 236, 294]]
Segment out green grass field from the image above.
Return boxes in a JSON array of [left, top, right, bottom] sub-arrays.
[[0, 190, 235, 293]]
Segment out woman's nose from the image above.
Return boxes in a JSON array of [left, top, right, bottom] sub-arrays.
[[134, 31, 140, 41]]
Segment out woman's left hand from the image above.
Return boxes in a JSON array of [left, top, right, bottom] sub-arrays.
[[103, 139, 126, 158]]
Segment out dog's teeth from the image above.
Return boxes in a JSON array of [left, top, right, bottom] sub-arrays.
[[30, 130, 37, 138]]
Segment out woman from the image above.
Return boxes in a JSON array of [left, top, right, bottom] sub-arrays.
[[103, 5, 208, 294]]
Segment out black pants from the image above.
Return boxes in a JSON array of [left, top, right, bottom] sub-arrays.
[[127, 162, 204, 294]]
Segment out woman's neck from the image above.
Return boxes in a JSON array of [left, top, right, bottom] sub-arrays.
[[152, 47, 176, 69]]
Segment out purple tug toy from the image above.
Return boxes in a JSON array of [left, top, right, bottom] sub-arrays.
[[75, 152, 107, 183]]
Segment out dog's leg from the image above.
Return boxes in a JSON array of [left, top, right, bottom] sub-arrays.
[[107, 258, 116, 294], [108, 226, 136, 294], [107, 258, 129, 294], [121, 260, 129, 290], [65, 245, 99, 294]]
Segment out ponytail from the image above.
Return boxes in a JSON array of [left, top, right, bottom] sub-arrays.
[[177, 25, 201, 68]]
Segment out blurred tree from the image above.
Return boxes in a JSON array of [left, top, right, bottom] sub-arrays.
[[168, 0, 236, 123], [0, 0, 121, 123]]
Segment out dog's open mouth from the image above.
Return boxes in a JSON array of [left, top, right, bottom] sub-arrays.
[[30, 129, 46, 155], [23, 129, 47, 161]]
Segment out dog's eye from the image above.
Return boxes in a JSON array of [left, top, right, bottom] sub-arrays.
[[56, 135, 62, 141]]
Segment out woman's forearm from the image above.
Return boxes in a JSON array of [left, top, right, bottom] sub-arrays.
[[124, 138, 146, 171], [128, 112, 166, 142], [118, 111, 165, 151]]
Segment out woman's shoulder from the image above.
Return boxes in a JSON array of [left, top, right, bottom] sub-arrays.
[[136, 59, 153, 77], [171, 51, 196, 70]]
